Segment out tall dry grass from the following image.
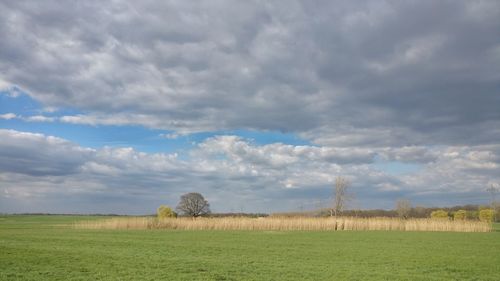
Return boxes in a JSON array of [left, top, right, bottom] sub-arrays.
[[75, 216, 491, 232]]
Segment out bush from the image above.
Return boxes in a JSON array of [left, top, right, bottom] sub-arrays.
[[430, 210, 449, 219], [453, 210, 467, 220], [479, 209, 495, 223], [157, 205, 177, 219]]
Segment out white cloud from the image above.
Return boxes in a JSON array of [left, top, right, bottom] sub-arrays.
[[159, 133, 179, 140], [0, 113, 17, 120], [24, 115, 55, 122], [0, 114, 56, 123]]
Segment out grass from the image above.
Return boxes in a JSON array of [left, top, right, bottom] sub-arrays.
[[1, 215, 500, 280], [75, 216, 491, 232]]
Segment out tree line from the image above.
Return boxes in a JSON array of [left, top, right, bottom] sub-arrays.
[[157, 179, 499, 222]]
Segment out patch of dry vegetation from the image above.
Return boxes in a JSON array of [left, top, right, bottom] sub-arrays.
[[75, 216, 491, 232]]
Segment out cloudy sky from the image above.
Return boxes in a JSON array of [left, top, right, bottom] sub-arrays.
[[1, 1, 499, 214]]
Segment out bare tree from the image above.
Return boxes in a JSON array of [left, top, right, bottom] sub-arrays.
[[395, 199, 411, 219], [331, 176, 350, 217], [486, 184, 498, 208], [487, 184, 499, 221], [176, 192, 210, 217]]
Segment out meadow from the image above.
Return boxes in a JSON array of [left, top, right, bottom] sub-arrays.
[[1, 215, 499, 280]]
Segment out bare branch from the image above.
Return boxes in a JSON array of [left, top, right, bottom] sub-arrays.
[[332, 176, 350, 217], [395, 199, 411, 219]]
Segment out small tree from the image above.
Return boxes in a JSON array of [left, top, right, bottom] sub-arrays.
[[453, 210, 467, 220], [157, 205, 177, 219], [176, 192, 210, 217], [395, 199, 411, 219], [479, 209, 495, 223], [331, 176, 350, 217], [430, 210, 449, 219]]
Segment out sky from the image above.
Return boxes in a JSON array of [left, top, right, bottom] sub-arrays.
[[1, 0, 499, 214]]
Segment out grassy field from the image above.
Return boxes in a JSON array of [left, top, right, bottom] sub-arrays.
[[1, 215, 499, 280]]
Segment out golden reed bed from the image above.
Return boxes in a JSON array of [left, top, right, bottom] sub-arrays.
[[75, 217, 491, 232]]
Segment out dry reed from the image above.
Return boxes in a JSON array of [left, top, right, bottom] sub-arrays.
[[74, 216, 491, 232]]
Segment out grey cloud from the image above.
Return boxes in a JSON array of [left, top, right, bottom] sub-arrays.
[[379, 146, 438, 163], [0, 130, 93, 176], [1, 1, 499, 146]]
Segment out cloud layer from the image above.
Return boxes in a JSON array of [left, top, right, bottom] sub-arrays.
[[1, 1, 499, 145], [1, 130, 498, 213]]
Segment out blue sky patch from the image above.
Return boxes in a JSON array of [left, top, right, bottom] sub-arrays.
[[1, 91, 312, 154]]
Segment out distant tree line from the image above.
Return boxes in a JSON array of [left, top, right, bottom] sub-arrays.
[[157, 189, 498, 222], [208, 213, 269, 218], [271, 204, 499, 222]]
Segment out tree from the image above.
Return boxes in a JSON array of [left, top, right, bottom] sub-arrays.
[[479, 209, 495, 223], [157, 205, 177, 219], [176, 192, 210, 217], [486, 184, 498, 206], [395, 199, 411, 219], [453, 210, 467, 220], [331, 176, 350, 217]]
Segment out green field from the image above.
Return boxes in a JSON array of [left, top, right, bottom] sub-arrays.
[[1, 215, 499, 280]]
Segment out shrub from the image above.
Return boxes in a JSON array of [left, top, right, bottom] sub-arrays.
[[157, 205, 177, 219], [430, 210, 449, 219], [453, 210, 467, 220], [479, 209, 495, 223]]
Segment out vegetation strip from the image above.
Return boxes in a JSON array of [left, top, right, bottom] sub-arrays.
[[75, 217, 491, 232]]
